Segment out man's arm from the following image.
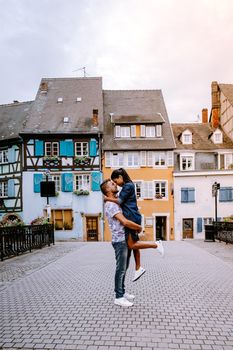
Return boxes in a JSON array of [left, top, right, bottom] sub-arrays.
[[114, 212, 142, 231]]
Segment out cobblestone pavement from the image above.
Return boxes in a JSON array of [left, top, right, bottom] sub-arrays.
[[0, 240, 233, 350]]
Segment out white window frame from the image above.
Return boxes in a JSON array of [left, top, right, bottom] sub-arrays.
[[180, 154, 195, 171], [156, 124, 162, 137], [120, 126, 130, 138], [127, 152, 139, 167], [154, 152, 166, 167], [0, 181, 8, 197], [0, 150, 8, 164], [75, 142, 89, 156], [140, 125, 146, 137], [52, 175, 61, 192], [112, 152, 124, 167], [45, 142, 59, 157], [181, 130, 192, 144], [146, 126, 155, 138], [154, 180, 167, 199], [74, 174, 90, 191], [142, 181, 154, 199], [140, 151, 147, 167], [145, 217, 153, 227], [131, 125, 136, 137], [213, 130, 223, 144], [134, 181, 143, 199]]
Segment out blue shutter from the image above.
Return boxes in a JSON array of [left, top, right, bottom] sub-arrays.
[[8, 147, 16, 163], [91, 171, 102, 191], [60, 140, 74, 156], [197, 217, 202, 233], [35, 140, 44, 156], [181, 188, 187, 202], [89, 139, 97, 157], [34, 173, 43, 193], [8, 179, 15, 197], [188, 188, 195, 202], [62, 173, 73, 192]]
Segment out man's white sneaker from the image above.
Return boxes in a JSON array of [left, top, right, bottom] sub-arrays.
[[123, 292, 135, 301], [132, 266, 146, 282], [114, 297, 133, 307], [156, 240, 164, 257]]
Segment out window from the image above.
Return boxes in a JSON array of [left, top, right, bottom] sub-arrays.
[[0, 150, 8, 164], [127, 152, 139, 167], [142, 181, 154, 199], [112, 152, 124, 167], [203, 217, 213, 225], [155, 181, 167, 198], [180, 155, 194, 171], [51, 209, 73, 230], [74, 174, 90, 191], [52, 175, 61, 192], [213, 130, 223, 144], [219, 187, 233, 202], [115, 126, 131, 138], [182, 130, 192, 144], [75, 142, 89, 156], [0, 182, 8, 197], [146, 126, 155, 138], [45, 142, 59, 157], [145, 217, 153, 227], [181, 188, 195, 203], [134, 181, 143, 199], [154, 152, 166, 166], [156, 125, 162, 137]]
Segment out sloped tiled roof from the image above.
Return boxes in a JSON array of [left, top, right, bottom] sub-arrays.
[[22, 77, 103, 134], [172, 123, 233, 150], [103, 90, 175, 151], [0, 101, 33, 142], [219, 84, 233, 106]]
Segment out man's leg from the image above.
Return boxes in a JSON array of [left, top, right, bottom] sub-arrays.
[[112, 241, 128, 298]]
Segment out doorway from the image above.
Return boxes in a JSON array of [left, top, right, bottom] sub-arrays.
[[156, 216, 167, 240], [86, 216, 98, 241], [182, 218, 193, 239]]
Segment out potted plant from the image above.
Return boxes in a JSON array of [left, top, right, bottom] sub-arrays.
[[73, 189, 90, 196], [43, 156, 60, 167], [73, 156, 91, 166]]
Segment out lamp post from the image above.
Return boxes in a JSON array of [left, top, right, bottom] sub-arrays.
[[212, 182, 220, 222]]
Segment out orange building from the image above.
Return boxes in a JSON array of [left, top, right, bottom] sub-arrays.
[[102, 90, 176, 242]]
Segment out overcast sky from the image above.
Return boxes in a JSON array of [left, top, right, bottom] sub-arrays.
[[1, 0, 233, 122]]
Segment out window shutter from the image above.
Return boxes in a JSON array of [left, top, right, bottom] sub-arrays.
[[219, 187, 233, 202], [60, 140, 74, 156], [188, 188, 195, 202], [156, 124, 162, 137], [131, 125, 136, 137], [147, 151, 153, 167], [61, 173, 73, 192], [148, 181, 154, 198], [91, 171, 102, 191], [8, 147, 16, 163], [7, 179, 15, 197], [140, 151, 147, 167], [143, 181, 153, 199], [35, 140, 44, 156], [197, 217, 203, 233], [167, 151, 174, 167], [181, 188, 187, 202], [105, 152, 111, 167], [34, 173, 43, 193], [89, 139, 97, 157], [115, 126, 121, 138], [140, 125, 145, 137]]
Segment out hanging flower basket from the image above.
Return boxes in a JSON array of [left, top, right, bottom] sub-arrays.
[[73, 189, 90, 196], [74, 156, 91, 166]]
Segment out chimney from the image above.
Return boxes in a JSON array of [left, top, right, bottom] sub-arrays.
[[40, 81, 48, 94], [211, 81, 220, 128], [92, 109, 98, 127], [202, 108, 208, 123]]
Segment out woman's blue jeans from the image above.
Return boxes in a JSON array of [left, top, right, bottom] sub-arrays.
[[112, 240, 128, 298]]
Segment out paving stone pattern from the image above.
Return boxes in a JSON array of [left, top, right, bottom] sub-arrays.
[[0, 241, 233, 350]]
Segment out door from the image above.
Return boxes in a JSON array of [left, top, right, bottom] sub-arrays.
[[86, 216, 98, 241], [183, 218, 193, 239], [156, 216, 167, 240]]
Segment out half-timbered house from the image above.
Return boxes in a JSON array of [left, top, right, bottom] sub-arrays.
[[20, 77, 103, 241], [0, 101, 33, 222]]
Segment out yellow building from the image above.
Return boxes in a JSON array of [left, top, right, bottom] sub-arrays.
[[102, 90, 176, 242]]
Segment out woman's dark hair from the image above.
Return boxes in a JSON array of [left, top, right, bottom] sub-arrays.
[[111, 168, 132, 183]]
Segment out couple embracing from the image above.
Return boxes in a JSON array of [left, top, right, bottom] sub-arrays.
[[100, 168, 164, 308]]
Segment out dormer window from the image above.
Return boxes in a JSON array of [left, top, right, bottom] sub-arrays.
[[181, 130, 192, 144], [63, 117, 69, 123], [57, 97, 63, 103], [213, 129, 223, 144]]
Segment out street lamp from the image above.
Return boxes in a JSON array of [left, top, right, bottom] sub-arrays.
[[212, 181, 220, 222]]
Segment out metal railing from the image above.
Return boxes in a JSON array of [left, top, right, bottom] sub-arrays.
[[213, 221, 233, 244], [0, 224, 54, 261]]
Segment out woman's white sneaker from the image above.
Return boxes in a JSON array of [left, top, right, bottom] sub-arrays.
[[156, 240, 164, 257], [114, 297, 133, 307], [123, 292, 135, 301], [132, 266, 146, 282]]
